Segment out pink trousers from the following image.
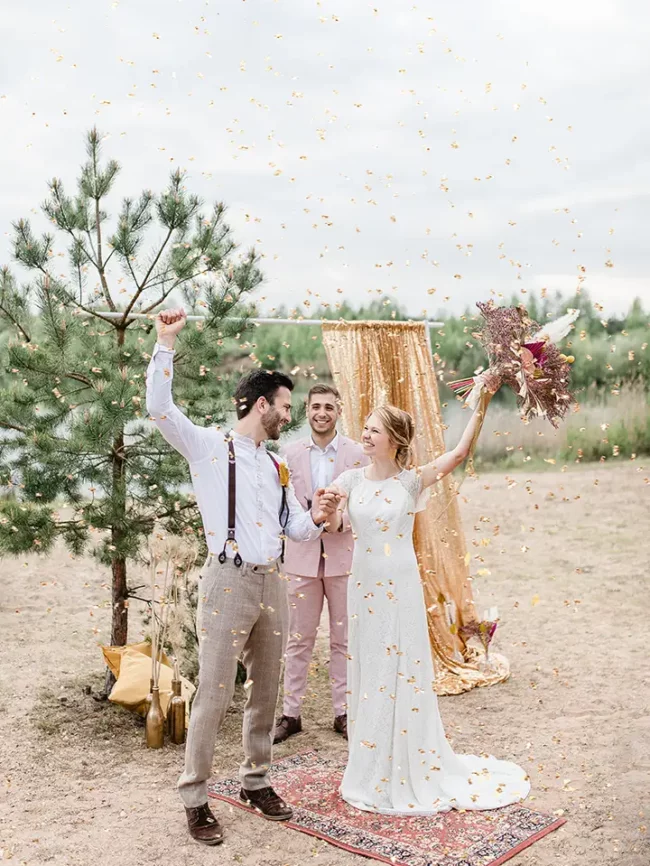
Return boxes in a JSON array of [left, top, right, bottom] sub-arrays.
[[282, 559, 348, 718]]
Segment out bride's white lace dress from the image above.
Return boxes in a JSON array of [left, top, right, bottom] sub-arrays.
[[334, 467, 530, 815]]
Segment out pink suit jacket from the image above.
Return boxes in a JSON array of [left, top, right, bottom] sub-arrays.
[[281, 435, 369, 577]]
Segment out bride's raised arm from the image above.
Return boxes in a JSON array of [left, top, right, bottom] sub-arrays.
[[418, 403, 486, 489]]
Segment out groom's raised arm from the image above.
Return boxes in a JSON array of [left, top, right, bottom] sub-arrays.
[[145, 308, 214, 463]]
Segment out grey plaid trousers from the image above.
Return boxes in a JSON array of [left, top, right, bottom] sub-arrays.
[[177, 555, 289, 807]]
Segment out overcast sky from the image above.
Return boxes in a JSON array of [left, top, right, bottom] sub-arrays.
[[1, 0, 649, 319]]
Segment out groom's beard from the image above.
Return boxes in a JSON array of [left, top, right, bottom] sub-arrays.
[[261, 407, 283, 441]]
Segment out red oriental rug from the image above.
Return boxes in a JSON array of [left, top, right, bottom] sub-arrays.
[[208, 751, 565, 866]]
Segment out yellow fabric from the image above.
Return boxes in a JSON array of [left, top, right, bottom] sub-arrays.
[[321, 320, 509, 695], [102, 641, 168, 679], [102, 643, 195, 720]]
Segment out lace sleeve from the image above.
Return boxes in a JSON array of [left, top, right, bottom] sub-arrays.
[[332, 468, 361, 496], [398, 469, 430, 513]]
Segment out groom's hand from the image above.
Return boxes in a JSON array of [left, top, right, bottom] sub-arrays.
[[156, 307, 187, 349], [311, 487, 340, 526]]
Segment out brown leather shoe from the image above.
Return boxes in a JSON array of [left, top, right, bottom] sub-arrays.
[[273, 714, 302, 744], [240, 786, 293, 821], [333, 714, 348, 740], [185, 803, 224, 845]]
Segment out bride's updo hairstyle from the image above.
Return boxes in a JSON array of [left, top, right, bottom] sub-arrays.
[[372, 404, 415, 470]]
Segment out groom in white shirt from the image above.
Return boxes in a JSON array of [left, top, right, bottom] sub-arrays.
[[146, 308, 339, 846]]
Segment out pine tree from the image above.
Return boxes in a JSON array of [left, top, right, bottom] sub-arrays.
[[0, 129, 262, 690]]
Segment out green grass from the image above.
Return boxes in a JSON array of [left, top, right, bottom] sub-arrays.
[[447, 385, 650, 469]]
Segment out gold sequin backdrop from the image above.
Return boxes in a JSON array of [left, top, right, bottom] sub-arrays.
[[322, 321, 509, 695]]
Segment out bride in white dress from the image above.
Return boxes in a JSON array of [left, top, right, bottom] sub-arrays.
[[326, 404, 530, 815]]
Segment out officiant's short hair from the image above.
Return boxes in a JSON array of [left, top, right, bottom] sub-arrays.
[[307, 383, 341, 405], [234, 369, 294, 419]]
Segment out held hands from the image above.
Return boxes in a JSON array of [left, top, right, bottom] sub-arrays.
[[311, 487, 341, 526], [313, 485, 347, 532], [328, 485, 348, 512], [155, 307, 187, 348]]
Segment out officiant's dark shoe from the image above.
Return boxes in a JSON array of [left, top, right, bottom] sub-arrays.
[[240, 786, 293, 821], [185, 803, 224, 845], [273, 714, 302, 744], [334, 714, 348, 740]]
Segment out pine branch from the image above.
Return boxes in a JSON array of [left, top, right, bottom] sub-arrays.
[[88, 129, 118, 312], [38, 269, 116, 325], [94, 194, 116, 312], [10, 353, 93, 389], [0, 420, 28, 433], [0, 299, 31, 343], [124, 499, 198, 529], [95, 207, 116, 311], [44, 178, 99, 271], [60, 384, 92, 400], [121, 226, 175, 323], [53, 518, 87, 528], [127, 242, 204, 315], [85, 227, 98, 262], [39, 276, 70, 354], [0, 268, 32, 342], [121, 448, 177, 459], [138, 269, 210, 316], [74, 261, 84, 305], [124, 257, 141, 298], [152, 501, 197, 521], [130, 268, 174, 295]]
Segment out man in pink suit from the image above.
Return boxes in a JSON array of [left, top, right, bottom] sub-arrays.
[[274, 384, 369, 743]]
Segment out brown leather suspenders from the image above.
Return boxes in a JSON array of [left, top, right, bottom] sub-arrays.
[[218, 436, 289, 567], [218, 437, 243, 567]]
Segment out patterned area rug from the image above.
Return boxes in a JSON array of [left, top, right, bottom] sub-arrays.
[[208, 751, 565, 866]]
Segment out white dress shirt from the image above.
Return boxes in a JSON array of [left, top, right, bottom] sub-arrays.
[[145, 344, 323, 565], [309, 433, 339, 492]]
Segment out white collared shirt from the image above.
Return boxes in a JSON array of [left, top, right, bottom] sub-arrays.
[[145, 344, 323, 564], [309, 432, 339, 492]]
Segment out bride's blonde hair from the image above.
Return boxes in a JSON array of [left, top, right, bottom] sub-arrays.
[[370, 404, 415, 470]]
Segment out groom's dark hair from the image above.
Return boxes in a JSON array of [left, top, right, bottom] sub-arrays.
[[233, 369, 294, 419]]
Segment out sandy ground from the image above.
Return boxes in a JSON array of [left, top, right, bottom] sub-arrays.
[[1, 463, 649, 866]]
